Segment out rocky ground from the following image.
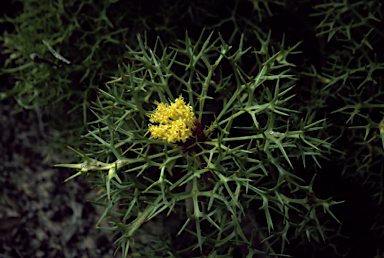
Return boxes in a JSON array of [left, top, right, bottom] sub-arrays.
[[0, 98, 122, 258]]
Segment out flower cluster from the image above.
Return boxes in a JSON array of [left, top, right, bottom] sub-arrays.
[[147, 95, 197, 143]]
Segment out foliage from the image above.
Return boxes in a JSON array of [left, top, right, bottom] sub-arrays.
[[2, 0, 384, 257], [55, 30, 344, 256]]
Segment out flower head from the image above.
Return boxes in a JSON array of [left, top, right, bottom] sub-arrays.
[[147, 95, 197, 143]]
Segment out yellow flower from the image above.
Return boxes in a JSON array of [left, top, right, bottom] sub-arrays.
[[147, 95, 197, 143]]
